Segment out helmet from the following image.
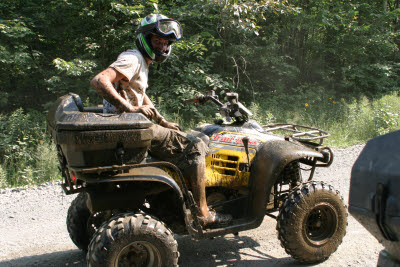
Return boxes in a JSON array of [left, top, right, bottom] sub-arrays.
[[136, 14, 183, 63]]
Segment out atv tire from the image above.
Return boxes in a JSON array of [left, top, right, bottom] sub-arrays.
[[276, 181, 347, 263], [87, 212, 179, 267], [67, 192, 91, 251]]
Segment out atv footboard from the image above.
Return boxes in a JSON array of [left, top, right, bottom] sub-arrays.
[[47, 93, 153, 194]]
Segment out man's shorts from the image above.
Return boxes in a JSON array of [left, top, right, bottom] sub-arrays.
[[149, 124, 208, 170]]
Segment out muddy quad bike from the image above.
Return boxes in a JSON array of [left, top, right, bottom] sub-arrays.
[[47, 91, 347, 266]]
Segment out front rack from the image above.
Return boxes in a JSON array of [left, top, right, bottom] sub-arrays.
[[262, 123, 330, 145]]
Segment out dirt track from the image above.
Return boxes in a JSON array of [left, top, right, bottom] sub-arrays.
[[0, 144, 383, 266]]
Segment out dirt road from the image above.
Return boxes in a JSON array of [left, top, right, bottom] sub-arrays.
[[0, 144, 383, 266]]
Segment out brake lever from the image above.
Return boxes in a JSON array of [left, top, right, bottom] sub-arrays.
[[183, 95, 207, 105]]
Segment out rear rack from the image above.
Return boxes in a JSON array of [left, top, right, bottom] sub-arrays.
[[262, 123, 329, 145]]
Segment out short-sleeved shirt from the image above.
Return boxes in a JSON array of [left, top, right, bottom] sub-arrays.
[[103, 49, 149, 113]]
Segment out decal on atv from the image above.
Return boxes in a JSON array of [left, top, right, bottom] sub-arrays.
[[211, 132, 261, 147]]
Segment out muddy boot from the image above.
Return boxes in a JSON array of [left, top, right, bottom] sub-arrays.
[[198, 210, 232, 227]]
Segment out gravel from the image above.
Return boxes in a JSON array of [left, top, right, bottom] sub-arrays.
[[0, 144, 384, 266]]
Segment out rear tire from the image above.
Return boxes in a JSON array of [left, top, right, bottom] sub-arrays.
[[87, 212, 179, 267], [67, 192, 91, 250], [276, 181, 347, 263]]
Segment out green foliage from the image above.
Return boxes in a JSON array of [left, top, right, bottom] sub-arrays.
[[0, 109, 59, 188], [0, 165, 6, 188], [1, 0, 399, 112], [33, 141, 60, 185], [249, 102, 276, 125], [331, 94, 400, 145], [372, 94, 400, 135], [0, 109, 43, 161]]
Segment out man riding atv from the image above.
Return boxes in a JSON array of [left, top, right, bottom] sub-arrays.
[[90, 14, 231, 227], [47, 12, 347, 266]]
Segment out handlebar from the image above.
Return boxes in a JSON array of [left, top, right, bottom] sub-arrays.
[[183, 96, 208, 104], [183, 91, 252, 122], [183, 95, 224, 107]]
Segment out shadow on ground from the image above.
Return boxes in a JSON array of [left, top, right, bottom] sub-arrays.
[[0, 235, 304, 267], [177, 234, 302, 266], [0, 249, 86, 267]]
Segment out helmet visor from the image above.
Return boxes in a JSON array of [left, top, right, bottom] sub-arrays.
[[157, 19, 182, 40]]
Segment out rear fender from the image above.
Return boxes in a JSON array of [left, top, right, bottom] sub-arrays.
[[248, 140, 323, 220], [83, 167, 185, 213]]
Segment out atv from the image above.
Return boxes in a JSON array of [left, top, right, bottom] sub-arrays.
[[47, 91, 347, 266]]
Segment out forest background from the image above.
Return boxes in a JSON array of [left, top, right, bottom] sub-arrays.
[[1, 0, 400, 187]]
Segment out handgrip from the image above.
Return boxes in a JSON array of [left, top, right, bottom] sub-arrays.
[[183, 95, 207, 104]]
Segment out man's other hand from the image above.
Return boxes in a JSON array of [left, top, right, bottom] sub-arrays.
[[160, 120, 181, 131]]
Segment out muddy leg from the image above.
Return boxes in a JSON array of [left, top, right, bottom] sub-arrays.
[[184, 159, 210, 217]]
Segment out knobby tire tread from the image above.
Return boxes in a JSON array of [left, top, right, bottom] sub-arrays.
[[276, 181, 348, 264], [87, 212, 179, 267], [66, 192, 91, 251]]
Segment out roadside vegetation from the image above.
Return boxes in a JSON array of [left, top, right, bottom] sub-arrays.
[[1, 0, 399, 188]]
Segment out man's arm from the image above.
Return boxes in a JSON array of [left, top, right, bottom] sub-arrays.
[[90, 68, 154, 118], [142, 93, 155, 108]]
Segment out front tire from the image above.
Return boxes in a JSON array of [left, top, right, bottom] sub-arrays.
[[87, 212, 179, 267], [276, 181, 347, 263]]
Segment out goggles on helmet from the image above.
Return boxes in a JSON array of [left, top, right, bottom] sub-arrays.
[[137, 19, 182, 41], [157, 19, 182, 40]]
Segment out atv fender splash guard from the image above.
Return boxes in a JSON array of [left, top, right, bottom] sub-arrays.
[[70, 163, 186, 211], [248, 140, 324, 221]]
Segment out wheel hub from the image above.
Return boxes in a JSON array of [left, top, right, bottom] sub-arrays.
[[305, 203, 338, 246], [116, 241, 161, 267]]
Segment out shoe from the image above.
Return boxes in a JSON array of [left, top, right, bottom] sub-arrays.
[[198, 210, 232, 227]]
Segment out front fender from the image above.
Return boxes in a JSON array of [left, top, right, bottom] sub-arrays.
[[248, 140, 323, 220]]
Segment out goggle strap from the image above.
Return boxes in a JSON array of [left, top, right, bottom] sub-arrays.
[[136, 24, 155, 34]]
